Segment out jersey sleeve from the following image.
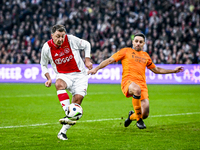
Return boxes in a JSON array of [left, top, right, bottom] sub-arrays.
[[68, 35, 91, 58], [40, 42, 50, 76], [111, 48, 127, 62], [146, 53, 156, 69]]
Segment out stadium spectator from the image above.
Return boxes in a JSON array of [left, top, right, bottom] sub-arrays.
[[0, 0, 199, 64]]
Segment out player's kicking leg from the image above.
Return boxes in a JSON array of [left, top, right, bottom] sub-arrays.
[[56, 89, 76, 140]]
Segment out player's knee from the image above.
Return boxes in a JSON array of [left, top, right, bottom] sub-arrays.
[[72, 95, 84, 105], [55, 79, 66, 90], [129, 83, 141, 96], [134, 86, 141, 96], [55, 82, 63, 90]]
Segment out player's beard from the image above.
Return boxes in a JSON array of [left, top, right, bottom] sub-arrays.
[[134, 46, 142, 51], [56, 40, 63, 46]]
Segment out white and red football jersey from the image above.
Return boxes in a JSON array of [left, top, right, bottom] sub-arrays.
[[40, 34, 91, 75]]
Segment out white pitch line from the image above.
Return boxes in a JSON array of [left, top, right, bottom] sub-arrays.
[[149, 112, 200, 118], [0, 112, 199, 129], [0, 94, 55, 98], [0, 92, 120, 98], [0, 123, 51, 129]]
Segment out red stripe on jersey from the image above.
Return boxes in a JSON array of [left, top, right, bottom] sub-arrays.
[[58, 93, 69, 102], [47, 35, 81, 73]]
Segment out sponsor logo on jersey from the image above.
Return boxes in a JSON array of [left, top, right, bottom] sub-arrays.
[[55, 55, 74, 64]]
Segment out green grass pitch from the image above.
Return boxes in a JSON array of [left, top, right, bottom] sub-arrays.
[[0, 83, 200, 150]]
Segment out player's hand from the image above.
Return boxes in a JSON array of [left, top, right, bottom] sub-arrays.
[[88, 68, 98, 75], [174, 66, 184, 73], [85, 58, 93, 70], [45, 79, 52, 87], [85, 61, 93, 70]]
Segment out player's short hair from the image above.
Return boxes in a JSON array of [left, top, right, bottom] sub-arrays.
[[133, 33, 146, 42], [51, 25, 66, 34]]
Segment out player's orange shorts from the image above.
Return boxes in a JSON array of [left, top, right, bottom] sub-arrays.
[[121, 79, 149, 100]]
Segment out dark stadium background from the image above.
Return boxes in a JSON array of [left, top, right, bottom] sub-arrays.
[[0, 0, 199, 65]]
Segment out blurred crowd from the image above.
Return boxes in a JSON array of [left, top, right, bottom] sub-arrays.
[[0, 0, 200, 64]]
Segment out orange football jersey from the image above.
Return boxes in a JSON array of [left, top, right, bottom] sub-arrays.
[[112, 47, 156, 84]]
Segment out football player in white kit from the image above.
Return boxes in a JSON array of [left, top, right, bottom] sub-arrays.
[[40, 25, 93, 140]]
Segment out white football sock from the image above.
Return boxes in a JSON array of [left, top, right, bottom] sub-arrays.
[[59, 124, 71, 134]]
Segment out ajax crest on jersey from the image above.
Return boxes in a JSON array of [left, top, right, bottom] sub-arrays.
[[66, 103, 83, 120]]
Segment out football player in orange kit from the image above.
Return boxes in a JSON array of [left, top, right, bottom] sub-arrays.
[[88, 33, 184, 129]]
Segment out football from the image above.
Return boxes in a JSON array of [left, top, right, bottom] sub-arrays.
[[66, 103, 83, 120]]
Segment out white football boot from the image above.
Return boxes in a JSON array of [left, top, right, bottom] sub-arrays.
[[59, 116, 76, 125], [57, 132, 68, 140]]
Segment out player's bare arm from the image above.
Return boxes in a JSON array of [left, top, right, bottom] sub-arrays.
[[174, 66, 184, 73], [150, 66, 184, 74], [85, 57, 93, 70], [44, 73, 52, 87], [88, 57, 115, 75]]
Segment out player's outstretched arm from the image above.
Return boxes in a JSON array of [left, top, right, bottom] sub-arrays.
[[150, 66, 184, 74], [88, 57, 115, 75]]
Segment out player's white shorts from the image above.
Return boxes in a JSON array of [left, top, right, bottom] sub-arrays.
[[56, 72, 88, 97]]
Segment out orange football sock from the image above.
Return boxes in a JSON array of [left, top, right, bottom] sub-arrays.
[[130, 113, 137, 121], [130, 95, 141, 121]]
